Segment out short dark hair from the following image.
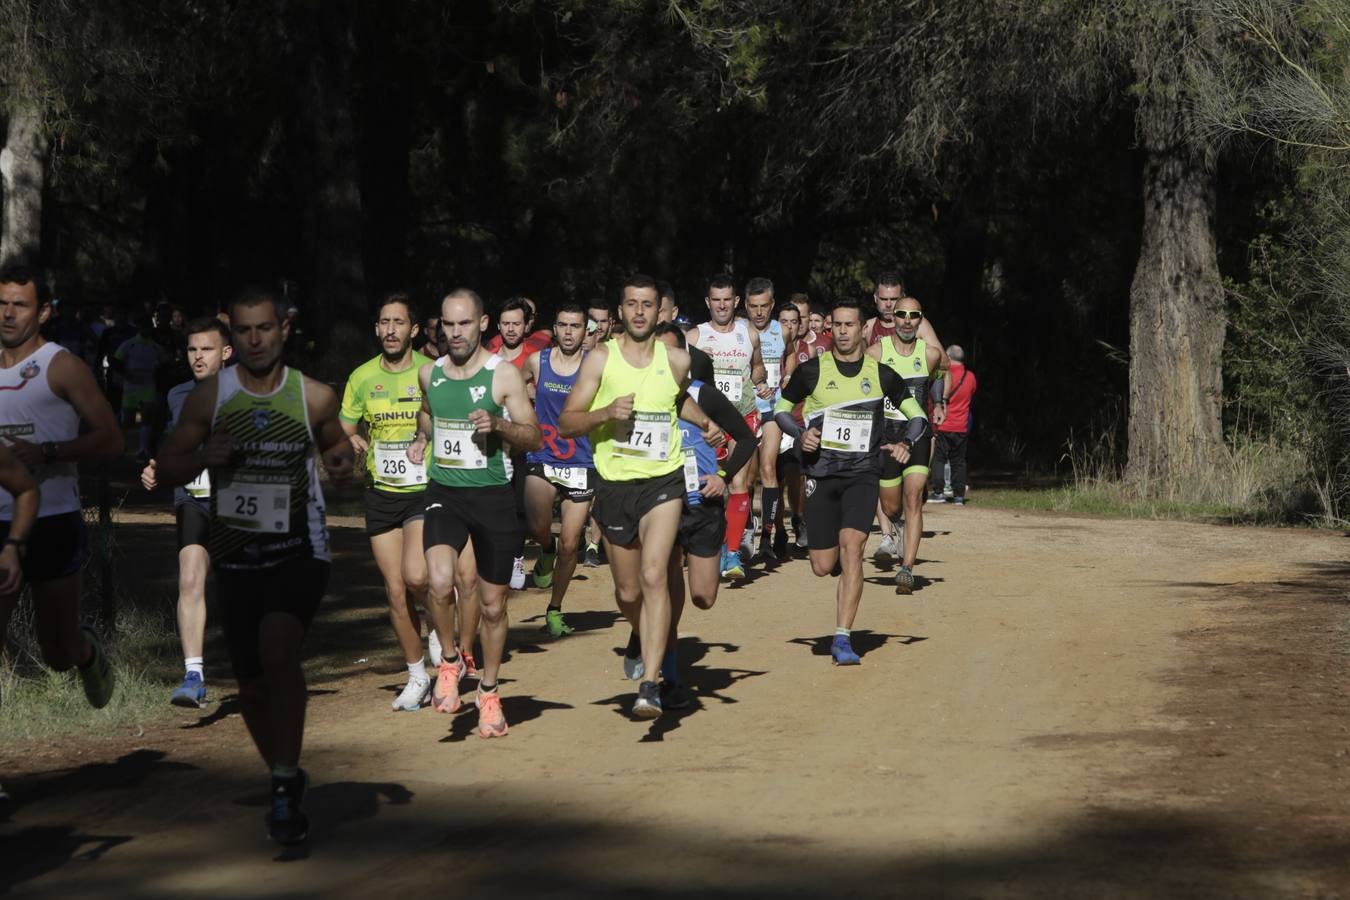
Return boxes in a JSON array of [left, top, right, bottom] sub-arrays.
[[707, 273, 736, 294], [652, 321, 687, 347], [554, 301, 586, 322], [228, 285, 286, 322], [186, 316, 231, 344], [587, 298, 610, 315], [744, 276, 774, 298], [656, 279, 675, 302], [444, 288, 484, 317], [829, 296, 863, 317], [774, 303, 800, 320], [789, 292, 810, 308], [378, 291, 419, 323], [875, 271, 906, 294], [622, 273, 659, 295], [498, 296, 532, 321], [0, 263, 51, 306]]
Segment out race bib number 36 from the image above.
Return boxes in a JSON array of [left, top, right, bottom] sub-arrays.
[[374, 439, 427, 486], [614, 411, 672, 461], [714, 368, 744, 402], [434, 417, 487, 469], [217, 476, 290, 533], [820, 408, 872, 454]]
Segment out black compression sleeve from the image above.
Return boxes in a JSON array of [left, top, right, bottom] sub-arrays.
[[779, 356, 818, 405], [689, 345, 716, 385], [700, 384, 759, 481]]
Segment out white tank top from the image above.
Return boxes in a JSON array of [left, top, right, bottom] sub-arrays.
[[0, 342, 82, 519], [696, 319, 755, 414]]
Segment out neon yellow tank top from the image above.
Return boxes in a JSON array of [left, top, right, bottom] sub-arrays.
[[588, 339, 684, 481]]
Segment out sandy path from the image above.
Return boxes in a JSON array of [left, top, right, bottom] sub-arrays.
[[3, 505, 1346, 898]]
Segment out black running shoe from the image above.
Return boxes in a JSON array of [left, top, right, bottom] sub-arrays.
[[633, 681, 662, 719], [267, 769, 310, 845], [660, 682, 692, 710], [583, 542, 602, 568], [756, 532, 778, 563], [772, 525, 788, 560]]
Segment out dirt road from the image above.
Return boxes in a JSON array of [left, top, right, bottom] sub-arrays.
[[3, 505, 1347, 898]]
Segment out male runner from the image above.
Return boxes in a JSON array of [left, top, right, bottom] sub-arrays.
[[773, 302, 804, 555], [0, 265, 121, 711], [774, 297, 929, 665], [867, 297, 944, 592], [523, 303, 594, 637], [156, 287, 354, 845], [559, 274, 709, 719], [141, 316, 234, 707], [406, 289, 541, 737], [339, 294, 437, 711], [0, 440, 37, 809], [112, 315, 170, 463], [685, 274, 769, 579], [744, 277, 787, 561]]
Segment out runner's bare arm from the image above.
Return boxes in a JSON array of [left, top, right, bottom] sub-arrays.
[[749, 330, 770, 397], [0, 444, 36, 595], [482, 362, 542, 451], [155, 378, 222, 486], [8, 350, 124, 467], [307, 378, 355, 485], [407, 363, 435, 465], [558, 345, 622, 438], [338, 372, 369, 454], [683, 326, 701, 348]]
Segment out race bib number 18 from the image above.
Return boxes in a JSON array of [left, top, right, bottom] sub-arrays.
[[820, 408, 872, 454]]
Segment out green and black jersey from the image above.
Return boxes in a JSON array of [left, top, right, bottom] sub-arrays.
[[776, 353, 926, 479]]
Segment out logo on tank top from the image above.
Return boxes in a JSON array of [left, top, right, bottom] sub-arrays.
[[20, 361, 39, 380], [252, 408, 272, 430], [861, 377, 872, 395], [470, 385, 487, 403], [913, 359, 922, 372], [406, 384, 418, 397]]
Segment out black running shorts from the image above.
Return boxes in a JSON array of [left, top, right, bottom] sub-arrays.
[[678, 496, 725, 559], [0, 511, 85, 584], [422, 481, 522, 586], [364, 487, 427, 537], [526, 463, 596, 503], [215, 556, 330, 680], [593, 471, 684, 546], [176, 501, 210, 551], [804, 474, 880, 550], [879, 431, 932, 486]]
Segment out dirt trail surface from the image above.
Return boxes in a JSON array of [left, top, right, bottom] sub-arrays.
[[3, 505, 1347, 898]]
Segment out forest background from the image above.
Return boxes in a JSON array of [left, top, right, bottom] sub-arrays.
[[0, 0, 1345, 522]]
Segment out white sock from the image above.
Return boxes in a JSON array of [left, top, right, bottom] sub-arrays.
[[407, 659, 428, 682], [185, 657, 204, 679]]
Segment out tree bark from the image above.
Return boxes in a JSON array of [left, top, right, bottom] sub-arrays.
[[1124, 110, 1225, 485], [0, 105, 48, 267]]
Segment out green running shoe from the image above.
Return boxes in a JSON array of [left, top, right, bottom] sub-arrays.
[[78, 624, 115, 709], [544, 608, 574, 637], [532, 541, 557, 589]]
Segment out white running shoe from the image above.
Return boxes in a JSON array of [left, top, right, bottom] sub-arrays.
[[510, 556, 527, 590], [391, 676, 431, 711], [873, 532, 899, 565], [428, 629, 443, 666]]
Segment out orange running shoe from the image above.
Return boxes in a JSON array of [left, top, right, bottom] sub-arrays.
[[432, 658, 465, 713], [462, 651, 479, 678], [476, 691, 509, 738]]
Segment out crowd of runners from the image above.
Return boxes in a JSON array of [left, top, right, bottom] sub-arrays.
[[0, 264, 975, 846]]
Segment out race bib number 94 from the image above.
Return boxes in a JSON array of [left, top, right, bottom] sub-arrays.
[[434, 417, 488, 469]]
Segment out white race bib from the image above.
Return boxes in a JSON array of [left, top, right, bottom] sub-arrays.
[[882, 396, 904, 422], [374, 439, 426, 486], [779, 432, 795, 454], [765, 361, 781, 390], [433, 417, 487, 469], [186, 467, 211, 500], [544, 464, 588, 491], [820, 407, 872, 454], [682, 448, 700, 493], [714, 368, 743, 402], [614, 411, 672, 461], [217, 476, 290, 533]]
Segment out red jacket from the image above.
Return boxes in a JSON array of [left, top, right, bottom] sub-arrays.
[[938, 363, 976, 433]]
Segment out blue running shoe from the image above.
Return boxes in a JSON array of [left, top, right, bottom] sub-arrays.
[[831, 635, 861, 666], [721, 547, 746, 580], [170, 671, 207, 708]]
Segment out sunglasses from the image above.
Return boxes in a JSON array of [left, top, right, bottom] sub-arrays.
[[895, 310, 924, 321]]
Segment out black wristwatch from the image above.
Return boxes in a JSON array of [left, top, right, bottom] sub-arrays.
[[4, 537, 26, 556], [41, 441, 59, 463]]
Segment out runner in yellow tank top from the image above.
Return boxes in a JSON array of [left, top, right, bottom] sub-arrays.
[[560, 273, 720, 720]]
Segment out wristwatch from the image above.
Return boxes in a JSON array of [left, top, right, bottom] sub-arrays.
[[41, 441, 59, 462], [4, 536, 26, 557]]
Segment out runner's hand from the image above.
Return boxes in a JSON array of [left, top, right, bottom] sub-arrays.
[[0, 544, 20, 595], [701, 420, 725, 448], [882, 442, 912, 464], [468, 408, 495, 435], [140, 459, 157, 491], [755, 382, 774, 400], [932, 406, 946, 427], [800, 426, 822, 453], [2, 436, 41, 467], [608, 393, 635, 422], [324, 449, 355, 486], [406, 435, 427, 465], [348, 433, 369, 455], [700, 472, 726, 499]]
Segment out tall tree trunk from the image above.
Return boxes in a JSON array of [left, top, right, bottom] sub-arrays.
[[0, 106, 48, 266], [1124, 95, 1225, 485]]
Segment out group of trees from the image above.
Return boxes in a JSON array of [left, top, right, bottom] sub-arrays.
[[0, 0, 1344, 516]]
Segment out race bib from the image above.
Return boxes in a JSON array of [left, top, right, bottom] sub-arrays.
[[779, 432, 795, 454], [820, 407, 872, 454], [882, 396, 904, 422], [714, 368, 743, 402], [217, 476, 290, 533], [185, 467, 211, 500], [433, 417, 487, 469], [374, 439, 427, 487], [682, 448, 700, 493], [614, 411, 672, 461], [765, 361, 781, 390], [544, 464, 588, 491]]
